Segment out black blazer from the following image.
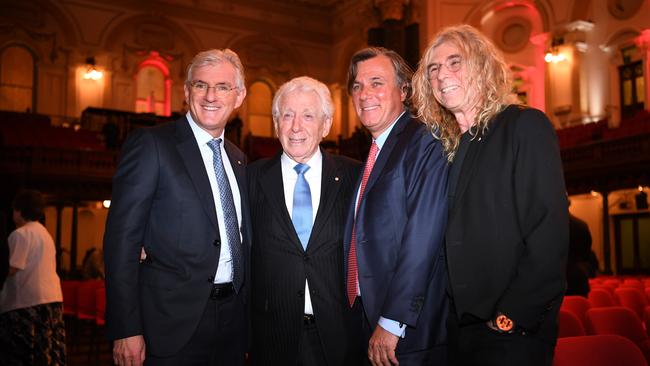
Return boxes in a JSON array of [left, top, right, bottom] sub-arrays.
[[103, 117, 251, 356], [446, 105, 568, 341], [248, 150, 360, 366], [343, 113, 449, 356]]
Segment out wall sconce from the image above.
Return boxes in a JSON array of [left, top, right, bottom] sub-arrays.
[[83, 56, 103, 80], [545, 36, 567, 63]]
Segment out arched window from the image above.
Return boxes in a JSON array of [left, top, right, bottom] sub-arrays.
[[135, 53, 171, 116], [247, 81, 273, 137], [0, 45, 35, 112]]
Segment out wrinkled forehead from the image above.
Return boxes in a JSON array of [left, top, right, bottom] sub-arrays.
[[427, 41, 464, 64], [279, 89, 321, 110]]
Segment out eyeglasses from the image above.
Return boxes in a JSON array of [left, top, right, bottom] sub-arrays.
[[189, 81, 237, 96], [427, 55, 463, 79]]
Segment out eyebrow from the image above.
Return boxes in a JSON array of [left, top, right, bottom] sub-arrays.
[[429, 53, 462, 66]]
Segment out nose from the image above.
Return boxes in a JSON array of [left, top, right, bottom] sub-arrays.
[[436, 64, 451, 81], [203, 87, 217, 102], [358, 85, 372, 100], [290, 116, 302, 132]]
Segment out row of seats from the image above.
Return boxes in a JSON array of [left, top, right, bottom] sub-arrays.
[[558, 276, 650, 365], [556, 110, 650, 149], [61, 279, 106, 363], [0, 122, 105, 151]]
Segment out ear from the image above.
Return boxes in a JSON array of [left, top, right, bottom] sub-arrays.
[[399, 84, 407, 103], [183, 84, 190, 104], [321, 117, 333, 138], [234, 88, 247, 109]]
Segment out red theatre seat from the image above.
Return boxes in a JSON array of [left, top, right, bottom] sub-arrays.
[[562, 295, 591, 327], [588, 288, 616, 308], [586, 307, 650, 364], [615, 287, 649, 321], [553, 335, 648, 366], [558, 310, 586, 338]]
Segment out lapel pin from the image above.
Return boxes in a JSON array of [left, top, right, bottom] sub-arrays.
[[237, 160, 242, 165], [334, 176, 340, 181], [478, 137, 482, 141]]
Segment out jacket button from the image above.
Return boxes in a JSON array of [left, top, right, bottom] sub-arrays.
[[207, 275, 215, 283], [303, 254, 309, 261], [213, 239, 220, 247]]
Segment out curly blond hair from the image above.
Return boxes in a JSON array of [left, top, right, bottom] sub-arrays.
[[413, 24, 517, 161]]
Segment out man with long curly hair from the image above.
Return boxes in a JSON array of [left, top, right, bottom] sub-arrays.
[[413, 25, 568, 365]]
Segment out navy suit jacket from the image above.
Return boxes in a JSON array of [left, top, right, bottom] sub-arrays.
[[103, 117, 251, 356], [344, 112, 449, 354]]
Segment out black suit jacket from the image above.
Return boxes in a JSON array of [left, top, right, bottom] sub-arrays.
[[248, 150, 360, 366], [343, 113, 449, 357], [446, 105, 568, 341], [103, 117, 251, 356]]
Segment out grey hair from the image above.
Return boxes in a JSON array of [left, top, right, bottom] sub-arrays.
[[185, 49, 246, 90], [272, 76, 334, 122]]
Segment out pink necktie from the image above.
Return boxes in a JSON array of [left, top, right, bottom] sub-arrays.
[[347, 142, 379, 307]]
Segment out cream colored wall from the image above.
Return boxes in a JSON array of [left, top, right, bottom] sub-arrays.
[[43, 203, 109, 271]]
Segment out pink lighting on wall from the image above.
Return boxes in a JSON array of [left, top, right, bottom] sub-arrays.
[[634, 29, 650, 49], [137, 52, 171, 116]]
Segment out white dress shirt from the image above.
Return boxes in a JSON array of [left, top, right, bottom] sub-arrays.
[[187, 112, 242, 284], [281, 150, 322, 315]]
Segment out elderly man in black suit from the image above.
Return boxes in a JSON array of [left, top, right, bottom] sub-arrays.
[[248, 76, 360, 366], [104, 48, 251, 366]]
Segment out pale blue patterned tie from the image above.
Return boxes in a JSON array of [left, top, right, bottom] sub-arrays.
[[292, 163, 312, 250], [207, 138, 243, 290]]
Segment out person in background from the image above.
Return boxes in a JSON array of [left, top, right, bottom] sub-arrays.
[[566, 207, 593, 297], [0, 189, 65, 365], [248, 76, 360, 365], [413, 24, 568, 365], [345, 47, 449, 365], [81, 246, 105, 279], [0, 211, 8, 290]]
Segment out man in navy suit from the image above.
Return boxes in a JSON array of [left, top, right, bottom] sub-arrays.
[[344, 47, 449, 365], [104, 49, 250, 366]]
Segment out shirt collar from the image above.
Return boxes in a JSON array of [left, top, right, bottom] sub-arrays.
[[281, 148, 323, 177], [186, 112, 224, 146], [374, 111, 405, 150]]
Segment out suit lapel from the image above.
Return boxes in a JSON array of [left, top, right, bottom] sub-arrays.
[[174, 118, 219, 231], [450, 106, 516, 217], [258, 154, 304, 251], [309, 150, 341, 251], [449, 138, 481, 218], [362, 112, 410, 197]]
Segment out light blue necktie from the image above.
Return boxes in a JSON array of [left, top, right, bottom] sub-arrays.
[[207, 138, 243, 290], [292, 163, 312, 250]]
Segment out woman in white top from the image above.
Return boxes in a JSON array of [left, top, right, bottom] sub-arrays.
[[0, 189, 65, 365]]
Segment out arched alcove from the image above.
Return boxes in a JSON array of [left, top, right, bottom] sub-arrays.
[[247, 80, 274, 137], [135, 53, 171, 116], [0, 44, 36, 112]]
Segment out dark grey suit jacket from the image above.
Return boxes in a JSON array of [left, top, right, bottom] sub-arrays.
[[103, 117, 251, 356]]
